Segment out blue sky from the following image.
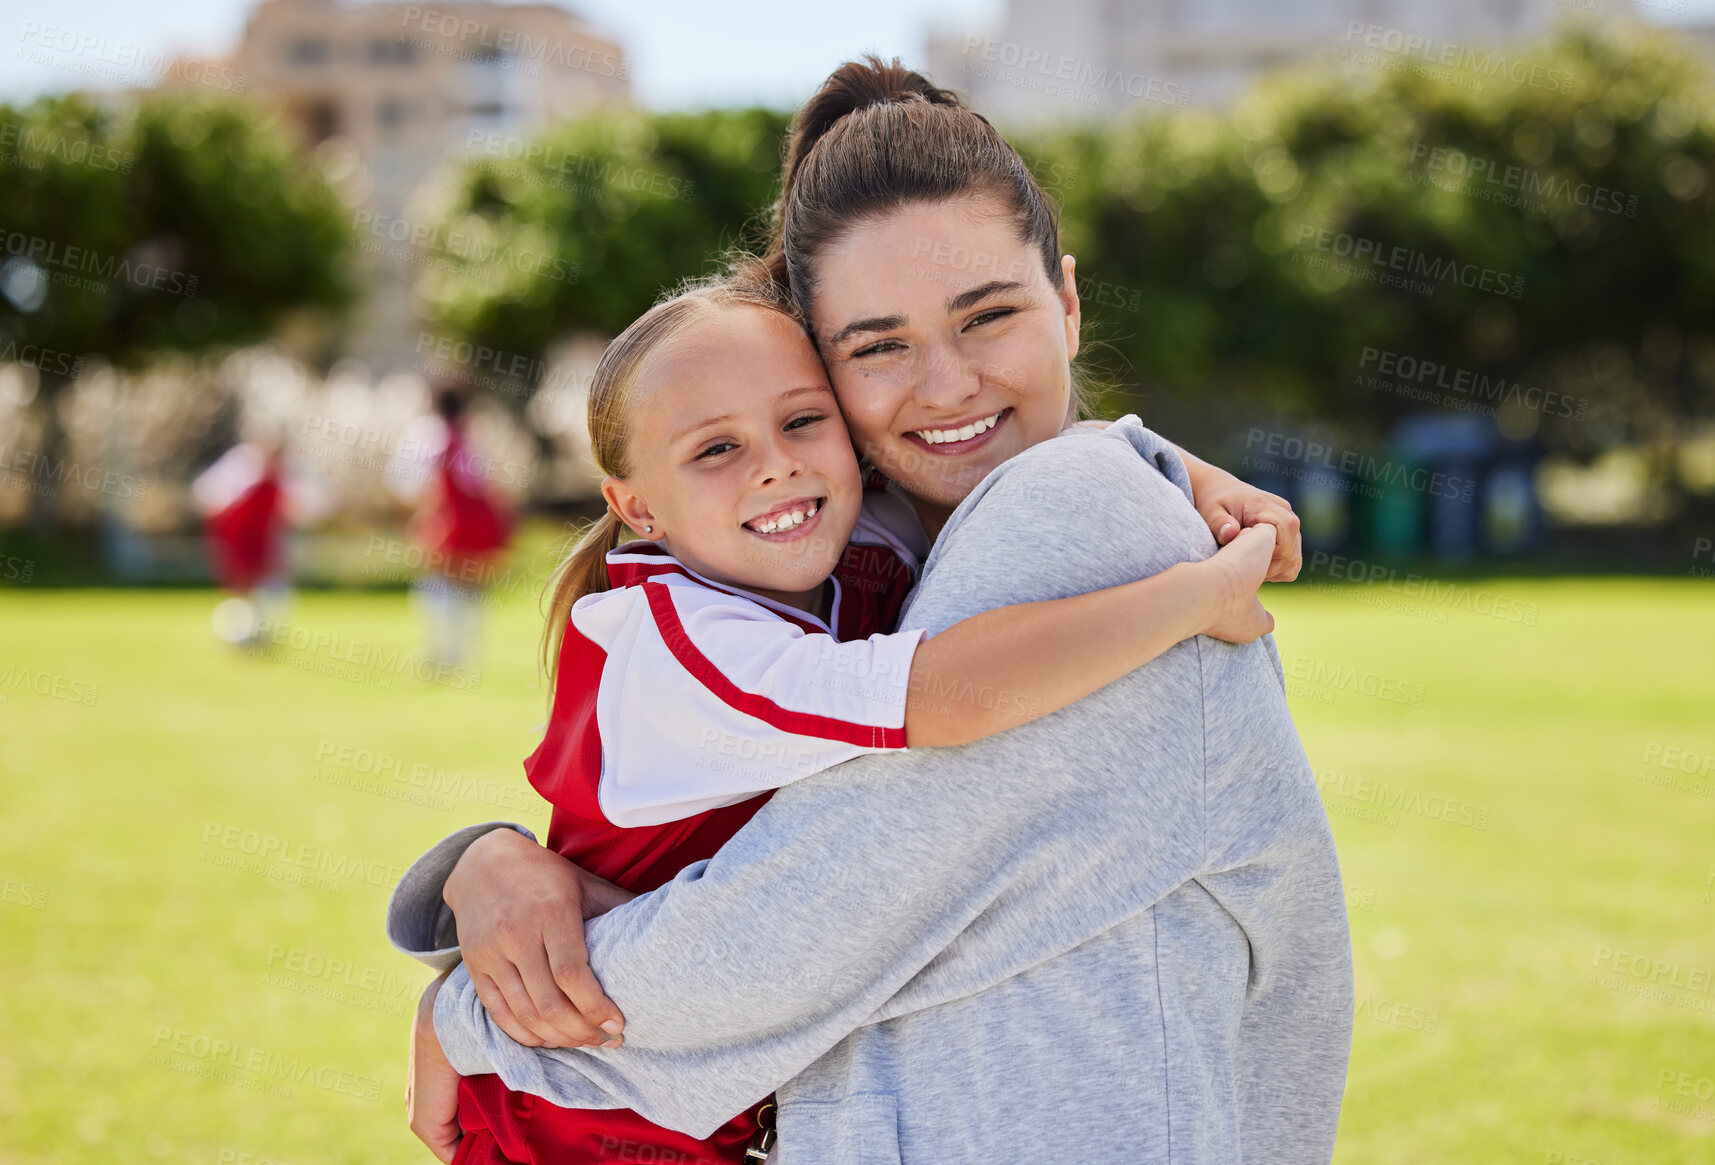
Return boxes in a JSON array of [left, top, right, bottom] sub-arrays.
[[5, 0, 1712, 109]]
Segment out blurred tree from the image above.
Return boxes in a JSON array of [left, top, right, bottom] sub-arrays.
[[0, 92, 354, 512], [1023, 23, 1715, 473], [414, 107, 788, 365]]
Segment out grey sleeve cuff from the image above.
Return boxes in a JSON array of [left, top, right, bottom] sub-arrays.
[[432, 963, 500, 1075], [385, 822, 537, 972], [433, 961, 638, 1117]]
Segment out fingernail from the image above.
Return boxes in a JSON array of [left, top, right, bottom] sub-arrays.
[[601, 1038, 623, 1049], [600, 1019, 623, 1036]]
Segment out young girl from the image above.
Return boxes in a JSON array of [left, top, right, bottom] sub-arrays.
[[418, 266, 1277, 1165]]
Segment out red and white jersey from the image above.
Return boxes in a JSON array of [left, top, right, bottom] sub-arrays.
[[527, 490, 926, 855]]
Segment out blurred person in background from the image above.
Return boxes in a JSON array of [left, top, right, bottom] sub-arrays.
[[191, 419, 293, 645], [388, 384, 514, 671]]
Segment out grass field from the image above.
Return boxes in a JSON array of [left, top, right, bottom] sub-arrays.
[[2, 539, 1713, 1164]]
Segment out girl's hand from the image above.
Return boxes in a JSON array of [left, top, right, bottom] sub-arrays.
[[1199, 479, 1301, 582], [1180, 458, 1302, 582], [443, 829, 636, 1049], [408, 974, 463, 1164], [1199, 523, 1277, 644]]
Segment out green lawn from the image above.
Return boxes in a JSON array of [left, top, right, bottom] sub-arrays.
[[2, 552, 1713, 1164]]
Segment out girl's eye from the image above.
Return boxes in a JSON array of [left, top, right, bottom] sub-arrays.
[[784, 413, 826, 431], [696, 441, 736, 460]]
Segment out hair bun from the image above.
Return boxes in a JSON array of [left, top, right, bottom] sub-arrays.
[[782, 55, 962, 191]]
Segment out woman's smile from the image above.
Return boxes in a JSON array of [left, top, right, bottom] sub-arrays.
[[903, 407, 1013, 454]]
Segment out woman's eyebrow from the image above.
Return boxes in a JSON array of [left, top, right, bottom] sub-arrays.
[[826, 314, 905, 348], [946, 280, 1027, 314]]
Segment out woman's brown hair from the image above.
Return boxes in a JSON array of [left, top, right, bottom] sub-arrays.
[[761, 54, 1090, 414], [538, 261, 803, 685], [763, 55, 1063, 312]]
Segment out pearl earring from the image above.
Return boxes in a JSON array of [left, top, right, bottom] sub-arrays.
[[645, 525, 654, 533]]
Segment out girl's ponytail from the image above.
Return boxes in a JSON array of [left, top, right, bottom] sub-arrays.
[[539, 509, 625, 683]]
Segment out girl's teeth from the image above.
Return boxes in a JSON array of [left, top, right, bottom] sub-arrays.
[[751, 500, 819, 534]]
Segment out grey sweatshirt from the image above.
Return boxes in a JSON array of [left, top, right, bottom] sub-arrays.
[[391, 417, 1353, 1164]]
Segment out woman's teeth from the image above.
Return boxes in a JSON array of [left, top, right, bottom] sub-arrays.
[[912, 410, 1003, 445], [749, 499, 819, 534]]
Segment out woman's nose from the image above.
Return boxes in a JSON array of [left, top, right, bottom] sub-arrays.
[[914, 342, 984, 410]]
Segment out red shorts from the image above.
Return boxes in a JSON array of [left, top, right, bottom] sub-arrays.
[[451, 1072, 761, 1165]]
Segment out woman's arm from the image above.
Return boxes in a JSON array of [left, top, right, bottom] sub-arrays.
[[443, 836, 637, 1050], [904, 523, 1274, 746]]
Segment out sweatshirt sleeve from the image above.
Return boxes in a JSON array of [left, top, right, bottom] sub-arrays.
[[434, 421, 1217, 1134], [385, 822, 537, 973], [575, 582, 923, 827]]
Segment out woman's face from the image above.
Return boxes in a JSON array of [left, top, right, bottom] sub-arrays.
[[807, 194, 1082, 524]]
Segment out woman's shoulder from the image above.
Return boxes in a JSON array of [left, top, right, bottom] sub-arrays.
[[982, 415, 1191, 502]]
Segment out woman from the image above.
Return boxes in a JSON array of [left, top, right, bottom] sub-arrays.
[[403, 56, 1316, 1162]]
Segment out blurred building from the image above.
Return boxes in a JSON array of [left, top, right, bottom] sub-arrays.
[[164, 0, 631, 369], [929, 0, 1573, 120]]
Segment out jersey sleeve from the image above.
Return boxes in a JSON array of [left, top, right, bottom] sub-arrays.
[[574, 582, 926, 828]]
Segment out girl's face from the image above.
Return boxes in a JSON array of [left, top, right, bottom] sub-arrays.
[[807, 194, 1082, 534], [603, 305, 863, 612]]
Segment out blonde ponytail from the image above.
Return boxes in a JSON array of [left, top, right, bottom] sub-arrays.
[[539, 509, 627, 683]]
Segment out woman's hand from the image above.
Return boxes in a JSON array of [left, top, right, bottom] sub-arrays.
[[1198, 523, 1277, 644], [408, 974, 463, 1164], [443, 828, 637, 1049], [1180, 457, 1302, 582]]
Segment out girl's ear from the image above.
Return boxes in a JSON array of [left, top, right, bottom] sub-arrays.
[[600, 477, 661, 539], [1058, 254, 1082, 363]]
